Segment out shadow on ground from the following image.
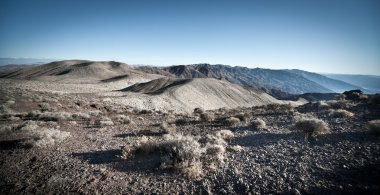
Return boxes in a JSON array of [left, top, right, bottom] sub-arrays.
[[72, 149, 170, 174], [234, 130, 376, 147]]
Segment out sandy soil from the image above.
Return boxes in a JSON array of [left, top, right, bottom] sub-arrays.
[[0, 80, 379, 194]]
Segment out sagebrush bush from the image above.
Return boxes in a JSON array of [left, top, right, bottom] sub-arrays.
[[88, 110, 103, 117], [25, 128, 70, 147], [95, 117, 114, 126], [228, 145, 243, 152], [17, 120, 39, 131], [265, 103, 294, 113], [193, 107, 205, 114], [215, 129, 234, 140], [317, 101, 330, 109], [367, 120, 380, 136], [160, 121, 176, 134], [326, 100, 350, 109], [235, 113, 251, 124], [294, 117, 330, 137], [27, 111, 73, 121], [251, 118, 266, 130], [223, 117, 240, 127], [200, 113, 214, 122], [0, 124, 18, 133], [72, 113, 91, 120], [121, 130, 232, 179], [329, 109, 354, 118], [113, 114, 131, 124]]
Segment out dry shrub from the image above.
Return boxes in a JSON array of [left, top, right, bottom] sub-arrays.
[[193, 107, 205, 114], [228, 145, 243, 152], [38, 103, 53, 112], [0, 105, 13, 115], [294, 117, 330, 137], [27, 111, 73, 121], [329, 109, 354, 118], [0, 124, 18, 133], [317, 101, 330, 109], [17, 120, 39, 131], [223, 117, 240, 127], [175, 118, 189, 126], [113, 114, 131, 124], [25, 128, 70, 148], [215, 129, 234, 140], [72, 113, 91, 120], [251, 118, 266, 130], [88, 110, 103, 117], [326, 100, 350, 109], [265, 103, 294, 114], [95, 116, 114, 126], [121, 130, 232, 179], [235, 113, 251, 124], [5, 100, 15, 105], [200, 112, 214, 122], [367, 120, 380, 136], [160, 122, 176, 134]]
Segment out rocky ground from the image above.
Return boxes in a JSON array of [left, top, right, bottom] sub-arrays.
[[0, 81, 379, 194]]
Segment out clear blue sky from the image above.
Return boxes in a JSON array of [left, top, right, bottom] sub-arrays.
[[0, 0, 379, 74]]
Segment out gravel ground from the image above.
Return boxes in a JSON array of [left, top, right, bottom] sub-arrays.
[[0, 81, 379, 194]]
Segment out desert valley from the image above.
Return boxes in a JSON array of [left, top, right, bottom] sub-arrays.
[[0, 60, 379, 194]]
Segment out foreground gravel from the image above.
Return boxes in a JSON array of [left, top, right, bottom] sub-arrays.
[[0, 83, 379, 194]]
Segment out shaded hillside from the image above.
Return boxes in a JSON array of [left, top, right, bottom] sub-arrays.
[[324, 74, 380, 93], [121, 77, 191, 94], [286, 69, 364, 93], [137, 64, 334, 95]]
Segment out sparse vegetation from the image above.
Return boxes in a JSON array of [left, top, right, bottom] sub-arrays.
[[223, 117, 240, 127], [113, 114, 131, 124], [200, 112, 214, 122], [193, 107, 205, 114], [24, 128, 71, 147], [329, 109, 354, 118], [17, 120, 39, 131], [265, 103, 294, 114], [235, 113, 251, 124], [251, 118, 266, 130], [121, 130, 232, 179], [160, 121, 176, 134], [294, 117, 330, 137], [27, 111, 73, 121], [367, 120, 380, 136], [95, 116, 114, 126]]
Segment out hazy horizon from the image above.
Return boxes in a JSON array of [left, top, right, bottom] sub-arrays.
[[1, 0, 379, 75]]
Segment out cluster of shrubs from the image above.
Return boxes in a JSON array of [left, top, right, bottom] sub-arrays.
[[120, 130, 237, 179], [294, 116, 330, 137], [0, 120, 70, 148]]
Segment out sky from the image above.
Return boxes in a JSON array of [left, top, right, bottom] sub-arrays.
[[0, 0, 379, 74]]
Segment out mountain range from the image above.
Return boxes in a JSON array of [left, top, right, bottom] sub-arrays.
[[0, 60, 378, 100], [136, 63, 376, 98]]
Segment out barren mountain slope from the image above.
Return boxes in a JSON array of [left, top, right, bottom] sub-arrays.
[[0, 60, 158, 84], [116, 77, 289, 112], [137, 64, 334, 96]]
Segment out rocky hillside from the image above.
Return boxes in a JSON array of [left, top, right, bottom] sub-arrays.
[[137, 64, 334, 96]]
